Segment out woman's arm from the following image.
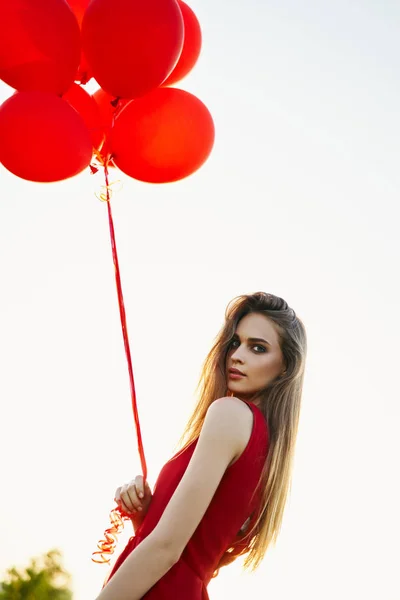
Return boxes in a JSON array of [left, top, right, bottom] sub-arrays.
[[95, 532, 177, 600], [150, 396, 252, 560]]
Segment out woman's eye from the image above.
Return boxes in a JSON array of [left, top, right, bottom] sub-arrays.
[[230, 340, 266, 353]]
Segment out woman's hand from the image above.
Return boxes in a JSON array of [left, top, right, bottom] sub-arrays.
[[114, 476, 153, 531]]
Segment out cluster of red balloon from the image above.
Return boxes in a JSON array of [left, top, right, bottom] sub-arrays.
[[0, 0, 215, 183]]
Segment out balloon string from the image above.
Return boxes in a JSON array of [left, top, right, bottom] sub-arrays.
[[91, 160, 148, 565], [103, 162, 148, 482]]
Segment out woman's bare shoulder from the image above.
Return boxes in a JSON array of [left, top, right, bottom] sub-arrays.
[[208, 396, 254, 462]]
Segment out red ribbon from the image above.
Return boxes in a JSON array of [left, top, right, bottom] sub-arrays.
[[91, 154, 148, 564]]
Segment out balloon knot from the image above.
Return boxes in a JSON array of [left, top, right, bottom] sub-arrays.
[[80, 72, 90, 85], [110, 96, 121, 108]]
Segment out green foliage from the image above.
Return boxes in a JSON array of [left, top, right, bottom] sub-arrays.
[[0, 549, 73, 600]]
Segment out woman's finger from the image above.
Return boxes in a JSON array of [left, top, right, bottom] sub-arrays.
[[123, 482, 142, 512], [134, 475, 144, 499], [120, 484, 135, 512], [114, 486, 122, 504]]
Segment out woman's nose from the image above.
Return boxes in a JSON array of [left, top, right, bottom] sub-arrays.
[[231, 348, 244, 362]]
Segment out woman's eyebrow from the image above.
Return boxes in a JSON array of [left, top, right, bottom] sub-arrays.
[[233, 335, 271, 347]]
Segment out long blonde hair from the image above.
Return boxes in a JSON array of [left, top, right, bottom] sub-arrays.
[[173, 292, 307, 577]]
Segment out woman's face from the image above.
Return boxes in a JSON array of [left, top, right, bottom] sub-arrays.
[[225, 312, 285, 401]]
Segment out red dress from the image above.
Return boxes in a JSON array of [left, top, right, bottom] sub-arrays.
[[106, 398, 269, 599]]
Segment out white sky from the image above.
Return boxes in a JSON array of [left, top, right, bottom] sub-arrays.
[[1, 0, 399, 598]]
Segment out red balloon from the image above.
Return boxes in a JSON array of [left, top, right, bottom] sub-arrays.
[[64, 0, 93, 84], [75, 51, 93, 85], [110, 88, 215, 183], [65, 0, 90, 26], [81, 0, 184, 99], [0, 0, 81, 94], [0, 91, 93, 182], [63, 83, 104, 150], [163, 1, 202, 86]]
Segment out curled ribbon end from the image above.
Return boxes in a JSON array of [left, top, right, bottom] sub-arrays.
[[91, 506, 128, 565]]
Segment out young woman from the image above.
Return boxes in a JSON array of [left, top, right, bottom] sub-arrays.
[[96, 291, 307, 600]]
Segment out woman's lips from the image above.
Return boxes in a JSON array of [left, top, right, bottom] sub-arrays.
[[228, 372, 245, 379]]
